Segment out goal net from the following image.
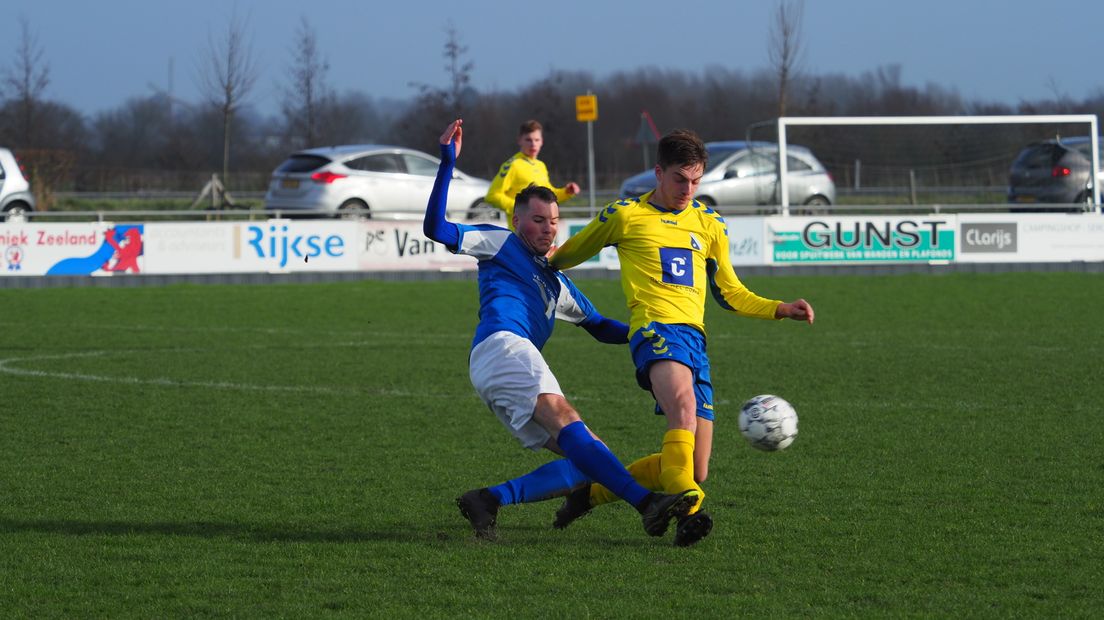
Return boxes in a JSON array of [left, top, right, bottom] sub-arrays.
[[754, 115, 1100, 213]]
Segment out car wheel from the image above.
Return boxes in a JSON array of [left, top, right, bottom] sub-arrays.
[[2, 202, 32, 222], [795, 195, 831, 216], [466, 201, 502, 221], [338, 199, 369, 220], [1073, 191, 1094, 212], [696, 196, 717, 207]]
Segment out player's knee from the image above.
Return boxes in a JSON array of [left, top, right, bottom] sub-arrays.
[[535, 393, 581, 430], [665, 409, 698, 433]]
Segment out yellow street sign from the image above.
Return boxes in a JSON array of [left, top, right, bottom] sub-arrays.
[[576, 94, 598, 122]]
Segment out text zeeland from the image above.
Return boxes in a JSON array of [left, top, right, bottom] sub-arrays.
[[247, 225, 345, 267]]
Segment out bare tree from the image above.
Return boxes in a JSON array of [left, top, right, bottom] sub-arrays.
[[442, 22, 474, 117], [280, 16, 330, 148], [3, 15, 50, 146], [197, 11, 259, 188], [768, 0, 805, 117], [398, 22, 476, 148]]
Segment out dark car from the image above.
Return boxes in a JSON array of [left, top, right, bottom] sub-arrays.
[[1008, 137, 1102, 210]]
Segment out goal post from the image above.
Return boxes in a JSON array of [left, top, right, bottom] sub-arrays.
[[775, 115, 1101, 215]]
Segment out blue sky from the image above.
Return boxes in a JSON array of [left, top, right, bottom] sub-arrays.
[[4, 0, 1102, 118]]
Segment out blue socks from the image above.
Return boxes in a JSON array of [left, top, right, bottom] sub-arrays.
[[488, 459, 589, 505], [555, 420, 650, 508]]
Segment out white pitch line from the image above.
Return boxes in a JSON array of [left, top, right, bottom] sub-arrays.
[[0, 350, 467, 399], [69, 323, 472, 341]]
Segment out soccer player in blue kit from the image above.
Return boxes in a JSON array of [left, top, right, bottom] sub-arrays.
[[424, 119, 698, 541]]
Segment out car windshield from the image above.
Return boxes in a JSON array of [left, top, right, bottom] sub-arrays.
[[1013, 144, 1065, 168], [705, 146, 742, 173], [276, 155, 331, 173]]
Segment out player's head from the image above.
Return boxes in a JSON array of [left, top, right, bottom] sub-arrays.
[[653, 129, 707, 210], [518, 120, 544, 158], [512, 184, 559, 255]]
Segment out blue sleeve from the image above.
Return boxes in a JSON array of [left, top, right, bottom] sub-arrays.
[[423, 142, 460, 250], [579, 314, 630, 344], [555, 273, 630, 344]]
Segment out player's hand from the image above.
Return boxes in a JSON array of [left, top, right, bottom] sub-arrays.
[[565, 182, 581, 196], [776, 299, 814, 324], [439, 119, 463, 156]]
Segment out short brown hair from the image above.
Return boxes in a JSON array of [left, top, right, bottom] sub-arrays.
[[657, 129, 708, 170], [519, 120, 543, 135], [514, 183, 557, 212]]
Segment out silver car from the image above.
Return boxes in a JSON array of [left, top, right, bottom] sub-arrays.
[[620, 141, 836, 208], [264, 144, 492, 219], [0, 147, 36, 220]]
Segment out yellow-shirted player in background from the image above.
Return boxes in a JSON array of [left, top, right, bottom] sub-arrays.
[[549, 128, 815, 546], [485, 120, 580, 228]]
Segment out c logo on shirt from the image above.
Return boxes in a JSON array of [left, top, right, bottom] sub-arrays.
[[659, 247, 694, 286]]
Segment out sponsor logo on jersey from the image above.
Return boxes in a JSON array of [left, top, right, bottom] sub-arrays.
[[659, 247, 694, 286]]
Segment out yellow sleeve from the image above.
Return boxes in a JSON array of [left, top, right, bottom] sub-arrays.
[[535, 160, 572, 204], [552, 186, 572, 204], [484, 157, 518, 218], [550, 203, 622, 270], [706, 225, 781, 320]]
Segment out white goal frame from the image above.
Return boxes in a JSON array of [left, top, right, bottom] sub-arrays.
[[776, 114, 1101, 215]]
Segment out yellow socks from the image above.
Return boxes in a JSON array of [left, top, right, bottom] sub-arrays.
[[659, 428, 704, 513]]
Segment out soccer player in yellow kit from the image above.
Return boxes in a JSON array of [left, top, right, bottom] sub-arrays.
[[485, 120, 580, 227], [549, 129, 815, 546]]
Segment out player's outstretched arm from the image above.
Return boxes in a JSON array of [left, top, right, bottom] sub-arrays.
[[423, 119, 463, 249], [579, 314, 629, 344], [775, 299, 815, 324]]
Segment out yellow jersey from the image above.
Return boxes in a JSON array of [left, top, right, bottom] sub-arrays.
[[550, 191, 781, 335], [485, 151, 573, 224]]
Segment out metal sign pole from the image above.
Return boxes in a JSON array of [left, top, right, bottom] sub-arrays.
[[587, 118, 596, 216], [575, 91, 599, 217]]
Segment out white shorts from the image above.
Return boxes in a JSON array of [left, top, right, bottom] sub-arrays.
[[469, 331, 563, 451]]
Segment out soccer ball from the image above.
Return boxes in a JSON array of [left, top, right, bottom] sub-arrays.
[[738, 394, 798, 451]]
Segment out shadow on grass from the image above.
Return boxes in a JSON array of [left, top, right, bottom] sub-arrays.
[[0, 517, 419, 544], [0, 516, 660, 548]]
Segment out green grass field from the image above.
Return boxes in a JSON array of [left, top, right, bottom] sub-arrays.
[[1, 272, 1102, 617]]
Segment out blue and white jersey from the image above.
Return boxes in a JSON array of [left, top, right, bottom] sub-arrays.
[[452, 223, 599, 351]]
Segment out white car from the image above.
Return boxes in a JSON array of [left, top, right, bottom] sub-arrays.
[[620, 141, 836, 208], [263, 144, 492, 220], [0, 147, 36, 220]]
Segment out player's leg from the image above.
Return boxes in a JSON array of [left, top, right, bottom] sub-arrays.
[[554, 452, 661, 529], [465, 332, 693, 536], [561, 385, 714, 531], [649, 360, 703, 505], [532, 393, 695, 536], [488, 459, 588, 505], [564, 420, 712, 520], [694, 418, 713, 483]]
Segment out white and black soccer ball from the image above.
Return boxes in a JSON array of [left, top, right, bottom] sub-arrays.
[[738, 394, 798, 451]]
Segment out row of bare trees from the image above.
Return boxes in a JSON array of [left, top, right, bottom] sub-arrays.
[[3, 5, 1104, 207]]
